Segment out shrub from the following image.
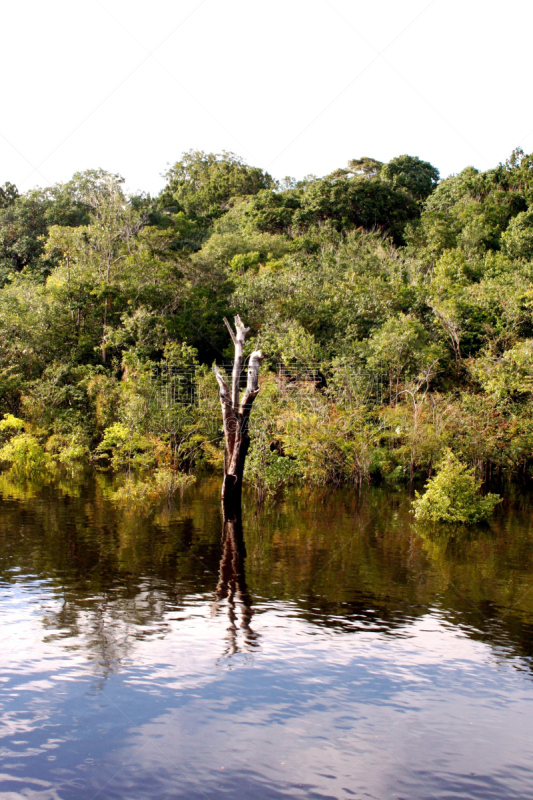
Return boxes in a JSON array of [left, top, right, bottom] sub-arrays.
[[245, 440, 300, 500], [96, 423, 155, 472], [413, 449, 501, 523], [0, 433, 51, 477], [46, 429, 90, 467], [0, 414, 25, 442]]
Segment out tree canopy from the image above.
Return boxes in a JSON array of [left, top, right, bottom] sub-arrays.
[[0, 147, 533, 508]]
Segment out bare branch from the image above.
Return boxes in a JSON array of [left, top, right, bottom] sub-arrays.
[[238, 350, 263, 415], [231, 315, 251, 411], [223, 317, 237, 345], [234, 314, 251, 337], [214, 365, 230, 397], [215, 366, 236, 457]]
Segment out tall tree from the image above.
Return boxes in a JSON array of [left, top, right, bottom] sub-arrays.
[[161, 150, 275, 224]]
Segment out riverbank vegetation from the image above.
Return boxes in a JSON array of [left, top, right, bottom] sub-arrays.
[[0, 148, 532, 499]]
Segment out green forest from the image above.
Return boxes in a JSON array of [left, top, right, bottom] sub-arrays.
[[1, 148, 533, 501]]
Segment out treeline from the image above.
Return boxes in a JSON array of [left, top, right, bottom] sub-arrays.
[[0, 148, 533, 496]]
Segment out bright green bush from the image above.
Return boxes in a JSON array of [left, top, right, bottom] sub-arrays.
[[0, 414, 25, 436], [46, 430, 90, 466], [96, 423, 155, 472], [0, 414, 26, 448], [413, 450, 501, 523], [0, 433, 51, 477]]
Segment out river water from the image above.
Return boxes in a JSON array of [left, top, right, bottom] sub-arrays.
[[1, 473, 533, 800]]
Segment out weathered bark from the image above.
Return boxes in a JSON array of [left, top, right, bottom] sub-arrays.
[[215, 315, 263, 513]]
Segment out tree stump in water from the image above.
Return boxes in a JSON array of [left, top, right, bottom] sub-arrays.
[[214, 314, 263, 514]]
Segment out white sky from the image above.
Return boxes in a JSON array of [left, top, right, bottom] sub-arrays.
[[1, 0, 532, 196]]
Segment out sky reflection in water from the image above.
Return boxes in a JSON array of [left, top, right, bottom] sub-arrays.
[[1, 475, 533, 799]]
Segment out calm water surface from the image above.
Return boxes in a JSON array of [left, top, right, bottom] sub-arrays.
[[2, 474, 533, 799]]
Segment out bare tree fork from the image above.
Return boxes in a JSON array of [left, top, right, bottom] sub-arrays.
[[215, 315, 263, 512]]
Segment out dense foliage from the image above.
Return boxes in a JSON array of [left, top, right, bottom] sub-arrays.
[[1, 147, 533, 507]]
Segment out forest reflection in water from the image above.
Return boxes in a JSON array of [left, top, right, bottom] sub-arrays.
[[2, 471, 533, 666], [2, 472, 533, 799]]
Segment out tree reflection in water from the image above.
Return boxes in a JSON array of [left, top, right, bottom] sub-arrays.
[[214, 509, 258, 656], [3, 474, 533, 670], [4, 477, 533, 800]]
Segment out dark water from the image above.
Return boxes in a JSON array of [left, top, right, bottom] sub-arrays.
[[2, 473, 533, 800]]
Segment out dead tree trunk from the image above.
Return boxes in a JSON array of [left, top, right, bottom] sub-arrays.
[[215, 315, 263, 513]]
